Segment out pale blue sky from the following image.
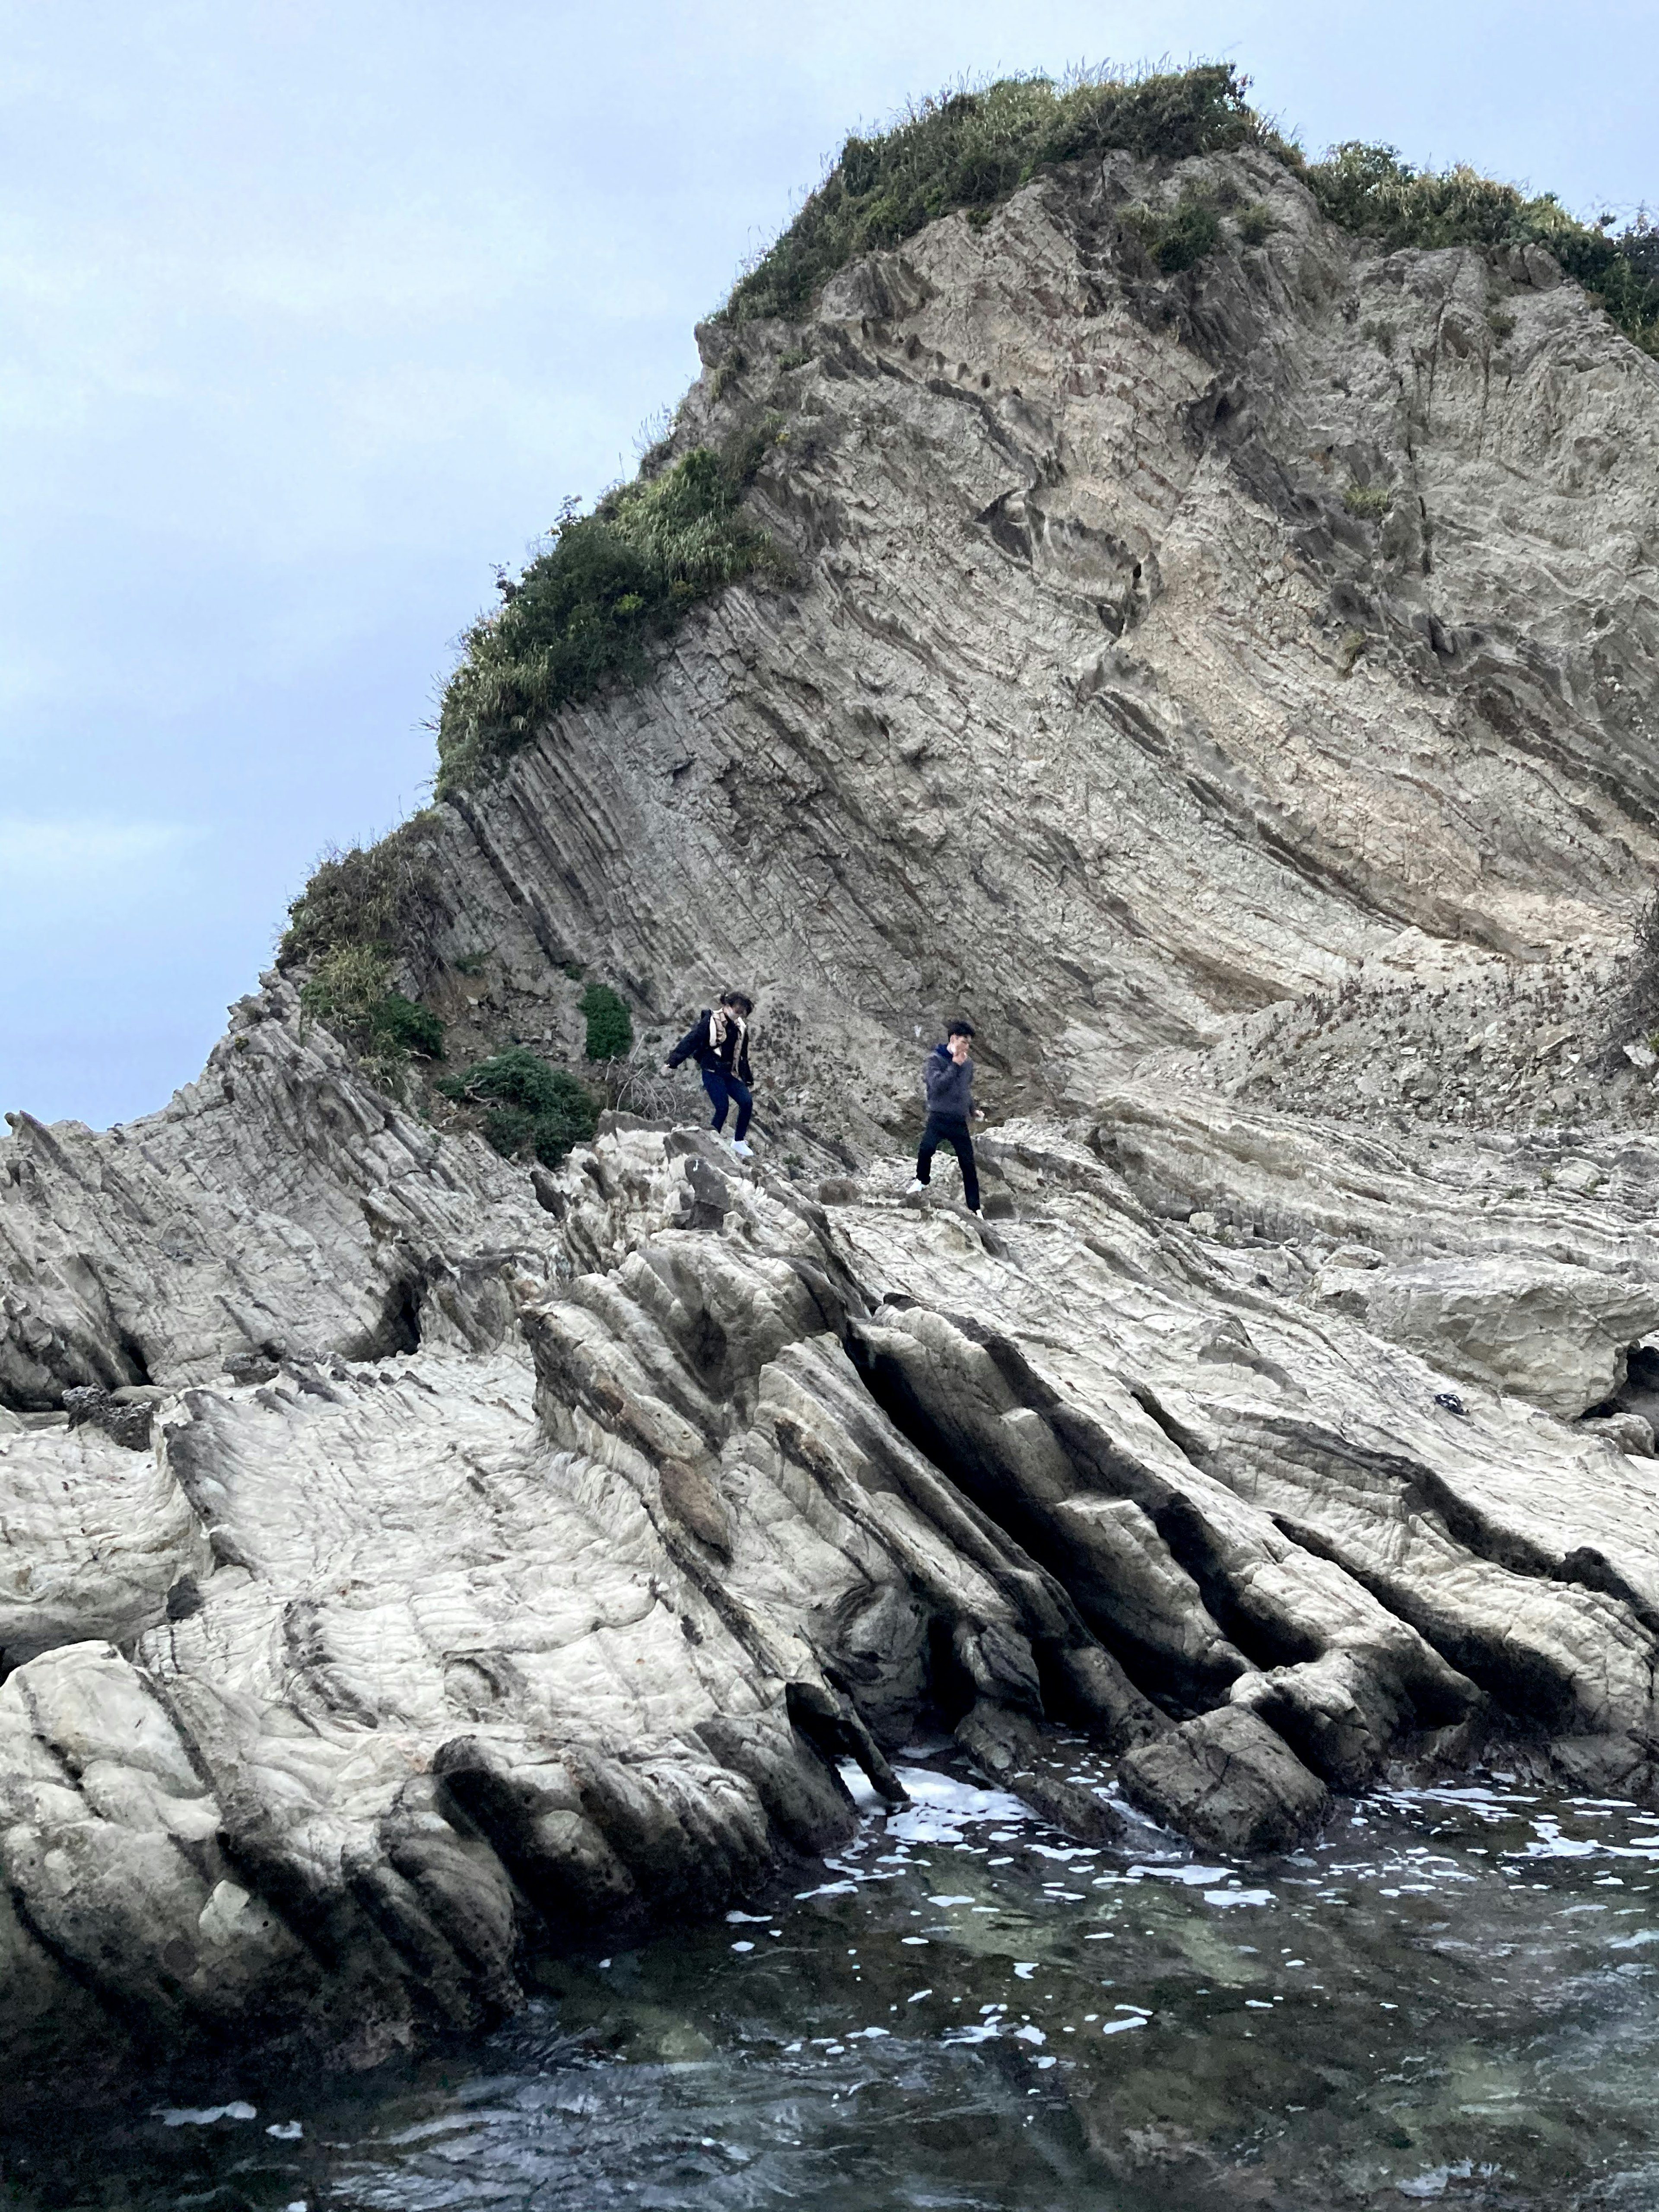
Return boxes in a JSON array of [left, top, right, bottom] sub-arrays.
[[3, 0, 1649, 1127]]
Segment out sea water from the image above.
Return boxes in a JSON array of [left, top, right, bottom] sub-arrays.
[[8, 1744, 1659, 2209]]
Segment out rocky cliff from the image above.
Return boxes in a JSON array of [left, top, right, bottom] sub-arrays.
[[6, 103, 1659, 2104]]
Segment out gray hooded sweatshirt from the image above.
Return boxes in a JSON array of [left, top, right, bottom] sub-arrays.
[[923, 1044, 975, 1123]]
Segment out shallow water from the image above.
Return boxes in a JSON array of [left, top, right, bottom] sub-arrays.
[[10, 1744, 1659, 2210]]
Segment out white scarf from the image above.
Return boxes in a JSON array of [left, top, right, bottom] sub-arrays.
[[709, 1007, 747, 1055]]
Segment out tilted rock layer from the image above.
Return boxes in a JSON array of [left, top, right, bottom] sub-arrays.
[[5, 142, 1659, 2101], [409, 143, 1659, 1141]]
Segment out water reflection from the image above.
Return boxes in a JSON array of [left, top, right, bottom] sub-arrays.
[[8, 1748, 1659, 2209]]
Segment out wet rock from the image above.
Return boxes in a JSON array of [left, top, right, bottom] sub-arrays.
[[1119, 1706, 1332, 1854], [956, 1700, 1125, 1842]]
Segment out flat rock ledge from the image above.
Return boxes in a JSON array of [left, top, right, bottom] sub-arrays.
[[7, 1078, 1659, 2104]]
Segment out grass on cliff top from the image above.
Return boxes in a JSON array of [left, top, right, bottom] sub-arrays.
[[1306, 142, 1659, 355], [721, 60, 1656, 353], [412, 58, 1655, 810], [434, 434, 784, 796], [721, 63, 1276, 325], [280, 816, 439, 968]]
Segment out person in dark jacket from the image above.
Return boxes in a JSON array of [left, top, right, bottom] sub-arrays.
[[667, 991, 756, 1157], [906, 1019, 982, 1214]]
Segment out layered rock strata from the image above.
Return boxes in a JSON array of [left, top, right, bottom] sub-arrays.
[[394, 143, 1659, 1147], [8, 1045, 1659, 2097], [6, 132, 1659, 2102]]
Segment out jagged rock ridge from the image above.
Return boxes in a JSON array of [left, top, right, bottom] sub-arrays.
[[5, 131, 1659, 2102]]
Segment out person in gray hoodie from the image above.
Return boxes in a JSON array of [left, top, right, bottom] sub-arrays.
[[906, 1019, 983, 1214]]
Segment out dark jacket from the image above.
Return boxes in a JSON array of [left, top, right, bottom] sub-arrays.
[[669, 1008, 753, 1085], [923, 1043, 975, 1123]]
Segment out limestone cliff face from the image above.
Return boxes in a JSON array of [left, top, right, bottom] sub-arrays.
[[4, 140, 1659, 2105], [408, 143, 1659, 1143]]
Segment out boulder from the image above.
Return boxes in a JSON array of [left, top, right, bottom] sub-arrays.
[[1119, 1707, 1332, 1854], [1360, 1256, 1659, 1418]]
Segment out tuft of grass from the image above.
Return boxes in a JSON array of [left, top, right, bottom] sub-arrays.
[[1141, 195, 1221, 272], [435, 435, 787, 795], [1343, 483, 1393, 519], [1306, 143, 1659, 356], [299, 946, 445, 1087], [280, 815, 439, 969], [283, 819, 445, 1087], [721, 64, 1277, 327], [1236, 202, 1276, 246], [437, 1047, 598, 1168], [578, 982, 634, 1061]]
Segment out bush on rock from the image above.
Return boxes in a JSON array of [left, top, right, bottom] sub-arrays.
[[439, 1048, 599, 1168]]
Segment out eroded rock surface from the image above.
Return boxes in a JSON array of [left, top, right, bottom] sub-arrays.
[[7, 138, 1659, 2104], [386, 146, 1659, 1149], [7, 1092, 1659, 2100]]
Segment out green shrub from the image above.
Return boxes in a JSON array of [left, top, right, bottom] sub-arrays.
[[1149, 198, 1221, 272], [299, 946, 445, 1081], [374, 993, 446, 1060], [436, 437, 785, 795], [1306, 143, 1659, 356], [1236, 202, 1276, 246], [721, 64, 1274, 327], [1605, 893, 1659, 1071], [438, 1047, 599, 1168], [578, 982, 634, 1061], [1343, 483, 1393, 519]]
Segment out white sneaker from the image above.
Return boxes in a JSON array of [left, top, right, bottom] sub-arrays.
[[905, 1177, 927, 1195], [731, 1139, 753, 1159]]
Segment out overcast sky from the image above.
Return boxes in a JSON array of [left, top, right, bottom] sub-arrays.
[[3, 0, 1649, 1128]]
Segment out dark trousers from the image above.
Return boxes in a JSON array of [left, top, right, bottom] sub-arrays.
[[702, 1067, 753, 1140], [917, 1116, 979, 1210]]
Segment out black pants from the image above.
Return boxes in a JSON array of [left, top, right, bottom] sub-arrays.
[[917, 1116, 979, 1211], [702, 1067, 753, 1140]]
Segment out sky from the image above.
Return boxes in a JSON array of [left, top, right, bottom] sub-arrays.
[[2, 0, 1651, 1129]]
